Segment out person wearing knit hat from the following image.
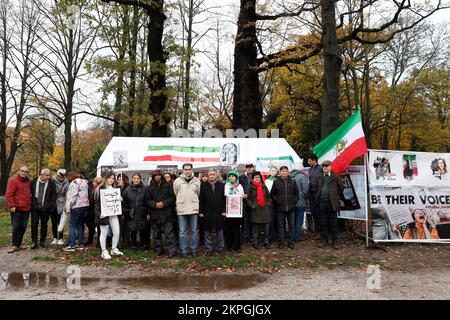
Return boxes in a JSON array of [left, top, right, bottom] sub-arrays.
[[224, 170, 245, 252]]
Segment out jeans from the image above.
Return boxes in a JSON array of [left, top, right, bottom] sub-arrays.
[[277, 210, 295, 245], [178, 214, 198, 255], [252, 223, 269, 246], [69, 207, 87, 247], [31, 209, 50, 244], [309, 191, 320, 232], [319, 200, 338, 242], [152, 221, 177, 254], [100, 215, 120, 251], [11, 211, 29, 247], [204, 229, 224, 252], [294, 207, 306, 241]]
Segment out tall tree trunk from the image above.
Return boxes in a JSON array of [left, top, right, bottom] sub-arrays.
[[146, 1, 169, 137], [127, 5, 139, 136], [113, 6, 129, 136], [320, 0, 342, 139], [182, 0, 194, 130], [0, 9, 8, 195], [232, 0, 261, 130], [64, 31, 75, 170]]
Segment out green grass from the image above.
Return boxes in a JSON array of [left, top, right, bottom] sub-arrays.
[[31, 255, 58, 262], [0, 212, 11, 246], [310, 254, 366, 267]]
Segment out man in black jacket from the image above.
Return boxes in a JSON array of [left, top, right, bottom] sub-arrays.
[[270, 166, 299, 249], [30, 168, 57, 249], [148, 170, 177, 257], [199, 170, 226, 255]]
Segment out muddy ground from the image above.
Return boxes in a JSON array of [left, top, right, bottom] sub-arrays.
[[0, 235, 449, 300]]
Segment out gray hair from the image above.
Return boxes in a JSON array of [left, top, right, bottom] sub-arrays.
[[40, 168, 51, 175]]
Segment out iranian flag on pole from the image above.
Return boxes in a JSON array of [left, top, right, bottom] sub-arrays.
[[312, 108, 368, 173]]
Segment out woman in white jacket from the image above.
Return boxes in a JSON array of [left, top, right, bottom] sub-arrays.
[[224, 170, 245, 252]]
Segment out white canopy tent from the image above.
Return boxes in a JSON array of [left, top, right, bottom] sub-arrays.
[[96, 137, 302, 180]]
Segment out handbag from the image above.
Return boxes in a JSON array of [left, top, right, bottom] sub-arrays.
[[58, 212, 67, 232]]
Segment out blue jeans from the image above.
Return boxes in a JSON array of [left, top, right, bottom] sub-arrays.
[[69, 207, 87, 247], [294, 207, 306, 241], [178, 214, 198, 255], [204, 229, 224, 252]]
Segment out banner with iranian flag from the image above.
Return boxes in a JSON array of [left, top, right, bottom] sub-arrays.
[[144, 145, 221, 164], [312, 108, 368, 173]]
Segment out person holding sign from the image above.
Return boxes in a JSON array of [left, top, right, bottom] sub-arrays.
[[245, 171, 271, 249], [94, 173, 123, 259], [224, 170, 245, 252]]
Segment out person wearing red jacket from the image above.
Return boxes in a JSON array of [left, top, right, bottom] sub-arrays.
[[5, 166, 32, 253]]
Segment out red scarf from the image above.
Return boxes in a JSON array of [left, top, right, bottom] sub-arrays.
[[252, 180, 265, 207]]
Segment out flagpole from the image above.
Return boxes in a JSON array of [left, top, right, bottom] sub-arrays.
[[364, 152, 369, 247]]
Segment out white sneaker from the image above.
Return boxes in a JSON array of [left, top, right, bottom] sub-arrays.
[[57, 239, 65, 245], [110, 248, 123, 256], [51, 238, 57, 245], [101, 250, 111, 260]]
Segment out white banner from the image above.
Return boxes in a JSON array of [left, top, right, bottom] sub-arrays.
[[368, 149, 449, 187]]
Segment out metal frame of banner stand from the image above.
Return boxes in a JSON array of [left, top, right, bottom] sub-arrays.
[[364, 153, 369, 247]]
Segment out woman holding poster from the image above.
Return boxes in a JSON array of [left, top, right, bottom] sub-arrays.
[[224, 170, 245, 252], [95, 173, 123, 260], [245, 171, 271, 249]]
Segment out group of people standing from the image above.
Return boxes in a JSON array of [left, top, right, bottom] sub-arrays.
[[5, 154, 345, 259]]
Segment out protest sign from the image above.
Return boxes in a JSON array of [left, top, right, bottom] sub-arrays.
[[100, 188, 122, 217], [226, 195, 243, 218]]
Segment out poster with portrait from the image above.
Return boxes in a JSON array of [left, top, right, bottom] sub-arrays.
[[100, 188, 122, 217], [220, 143, 239, 166], [337, 166, 366, 220], [100, 166, 114, 178], [226, 195, 243, 218], [368, 150, 449, 187], [113, 151, 128, 169]]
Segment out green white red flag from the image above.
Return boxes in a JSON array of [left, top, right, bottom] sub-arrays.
[[312, 108, 368, 173]]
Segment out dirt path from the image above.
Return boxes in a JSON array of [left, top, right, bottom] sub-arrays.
[[0, 243, 449, 300]]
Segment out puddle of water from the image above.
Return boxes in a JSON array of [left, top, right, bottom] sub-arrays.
[[0, 272, 266, 293]]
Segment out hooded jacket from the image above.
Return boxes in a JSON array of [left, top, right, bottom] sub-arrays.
[[290, 170, 309, 207], [54, 176, 69, 214]]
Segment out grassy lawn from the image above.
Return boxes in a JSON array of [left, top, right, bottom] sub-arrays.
[[1, 211, 390, 272]]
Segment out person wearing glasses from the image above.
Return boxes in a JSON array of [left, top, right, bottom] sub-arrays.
[[6, 166, 32, 253], [30, 168, 57, 249], [173, 163, 201, 258], [315, 160, 344, 250]]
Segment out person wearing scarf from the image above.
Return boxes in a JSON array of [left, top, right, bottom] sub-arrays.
[[224, 170, 245, 252], [244, 171, 271, 249], [30, 168, 57, 249]]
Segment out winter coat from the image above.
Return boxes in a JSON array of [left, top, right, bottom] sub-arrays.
[[5, 175, 31, 212], [31, 178, 57, 213], [94, 184, 116, 226], [199, 181, 226, 231], [315, 173, 344, 211], [66, 178, 90, 211], [54, 177, 69, 214], [245, 183, 271, 224], [239, 173, 252, 192], [290, 170, 309, 207], [122, 183, 151, 231], [173, 175, 201, 215], [148, 180, 176, 225], [270, 178, 299, 212]]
